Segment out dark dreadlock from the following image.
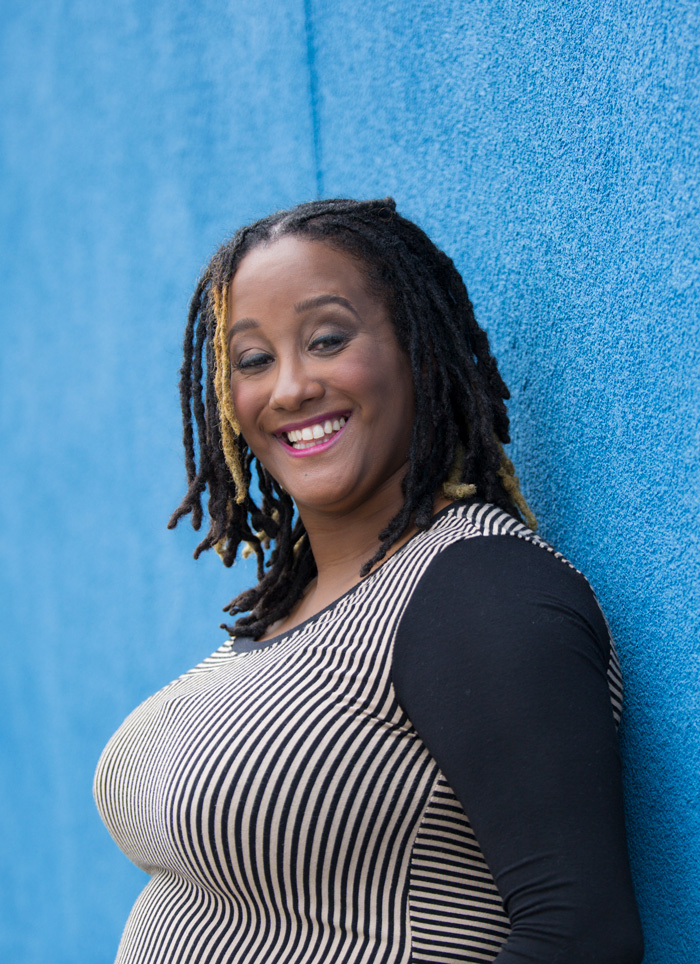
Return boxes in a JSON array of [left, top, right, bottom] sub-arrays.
[[168, 197, 535, 639]]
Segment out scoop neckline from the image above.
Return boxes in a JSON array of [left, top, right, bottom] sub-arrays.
[[230, 499, 471, 655]]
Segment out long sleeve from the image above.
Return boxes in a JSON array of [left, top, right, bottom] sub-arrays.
[[392, 534, 644, 964]]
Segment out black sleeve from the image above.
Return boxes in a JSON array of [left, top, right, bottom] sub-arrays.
[[392, 535, 644, 964]]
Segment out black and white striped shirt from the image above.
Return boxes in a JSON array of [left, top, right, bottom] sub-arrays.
[[95, 502, 640, 964]]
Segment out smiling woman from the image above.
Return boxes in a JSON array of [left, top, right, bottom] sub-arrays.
[[93, 198, 644, 964]]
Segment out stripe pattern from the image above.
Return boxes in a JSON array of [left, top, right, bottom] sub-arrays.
[[408, 780, 510, 963], [94, 502, 622, 963]]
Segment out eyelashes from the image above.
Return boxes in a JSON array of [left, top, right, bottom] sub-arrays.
[[232, 329, 352, 373], [309, 332, 348, 352], [233, 351, 273, 372]]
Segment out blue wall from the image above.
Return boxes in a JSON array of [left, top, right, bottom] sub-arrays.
[[1, 2, 697, 961]]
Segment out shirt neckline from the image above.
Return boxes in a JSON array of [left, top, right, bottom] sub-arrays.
[[230, 499, 473, 654]]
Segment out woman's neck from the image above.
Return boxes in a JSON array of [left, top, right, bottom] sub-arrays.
[[257, 476, 451, 641], [300, 465, 412, 590]]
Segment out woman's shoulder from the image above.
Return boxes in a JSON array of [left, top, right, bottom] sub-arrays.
[[403, 500, 616, 679], [424, 499, 594, 600], [394, 506, 623, 732], [429, 499, 579, 568]]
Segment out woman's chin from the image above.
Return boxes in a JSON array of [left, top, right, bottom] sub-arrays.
[[287, 482, 362, 516]]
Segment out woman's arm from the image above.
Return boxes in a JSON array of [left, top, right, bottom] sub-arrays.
[[392, 534, 644, 964]]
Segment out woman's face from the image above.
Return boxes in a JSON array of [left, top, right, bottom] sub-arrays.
[[227, 236, 415, 518]]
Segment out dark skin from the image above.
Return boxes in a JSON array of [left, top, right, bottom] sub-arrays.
[[226, 236, 450, 639]]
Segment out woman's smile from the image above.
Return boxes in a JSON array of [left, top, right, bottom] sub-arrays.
[[275, 411, 350, 455], [227, 236, 415, 516]]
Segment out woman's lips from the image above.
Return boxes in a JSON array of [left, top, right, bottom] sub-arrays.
[[276, 414, 350, 457]]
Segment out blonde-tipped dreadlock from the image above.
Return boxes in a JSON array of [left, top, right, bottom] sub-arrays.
[[170, 197, 537, 640], [442, 443, 477, 501], [211, 284, 246, 503], [498, 445, 537, 531]]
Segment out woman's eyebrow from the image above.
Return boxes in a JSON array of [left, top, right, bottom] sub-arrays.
[[227, 318, 259, 345], [294, 294, 360, 317]]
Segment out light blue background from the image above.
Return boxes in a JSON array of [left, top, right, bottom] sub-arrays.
[[1, 2, 698, 962]]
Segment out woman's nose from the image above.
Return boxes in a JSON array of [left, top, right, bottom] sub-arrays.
[[268, 357, 324, 411]]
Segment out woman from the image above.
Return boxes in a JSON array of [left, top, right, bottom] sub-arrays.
[[95, 198, 644, 963]]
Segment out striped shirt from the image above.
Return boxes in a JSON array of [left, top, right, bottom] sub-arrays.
[[94, 501, 628, 964]]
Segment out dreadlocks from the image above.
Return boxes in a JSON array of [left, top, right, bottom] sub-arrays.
[[168, 197, 535, 639]]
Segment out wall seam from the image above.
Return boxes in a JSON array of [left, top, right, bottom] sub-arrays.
[[303, 0, 323, 199]]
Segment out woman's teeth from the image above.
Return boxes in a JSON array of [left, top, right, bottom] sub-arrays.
[[285, 416, 347, 449]]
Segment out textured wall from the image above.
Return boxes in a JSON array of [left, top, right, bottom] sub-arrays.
[[1, 1, 697, 962]]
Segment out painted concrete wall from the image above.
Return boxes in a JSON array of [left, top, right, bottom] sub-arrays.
[[1, 1, 697, 962]]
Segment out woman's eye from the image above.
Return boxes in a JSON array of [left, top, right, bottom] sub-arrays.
[[234, 351, 273, 372], [310, 332, 348, 353]]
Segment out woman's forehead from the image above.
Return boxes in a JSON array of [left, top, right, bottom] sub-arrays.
[[229, 236, 380, 314]]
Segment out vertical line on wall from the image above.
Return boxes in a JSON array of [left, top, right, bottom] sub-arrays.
[[304, 0, 323, 198]]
